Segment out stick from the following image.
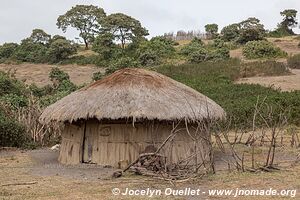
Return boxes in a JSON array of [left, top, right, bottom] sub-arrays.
[[1, 181, 37, 187]]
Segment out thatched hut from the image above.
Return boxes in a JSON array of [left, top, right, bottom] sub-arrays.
[[40, 68, 225, 168]]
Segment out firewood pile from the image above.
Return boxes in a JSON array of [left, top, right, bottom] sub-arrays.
[[124, 153, 208, 181]]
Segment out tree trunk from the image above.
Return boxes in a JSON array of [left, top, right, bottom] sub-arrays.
[[84, 42, 89, 50]]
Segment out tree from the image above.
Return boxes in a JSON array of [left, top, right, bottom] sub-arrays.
[[57, 5, 106, 49], [279, 9, 298, 35], [46, 39, 77, 63], [205, 24, 218, 39], [28, 29, 51, 45], [221, 24, 240, 41], [92, 33, 120, 60], [238, 17, 265, 44], [103, 13, 149, 49]]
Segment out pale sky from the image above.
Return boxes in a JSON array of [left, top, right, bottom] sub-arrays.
[[0, 0, 299, 44]]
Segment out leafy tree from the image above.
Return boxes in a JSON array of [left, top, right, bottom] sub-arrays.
[[221, 24, 240, 41], [57, 5, 106, 49], [46, 39, 77, 63], [50, 35, 67, 42], [205, 24, 218, 39], [279, 9, 298, 35], [28, 29, 51, 45], [92, 33, 120, 60], [238, 17, 265, 44], [103, 13, 149, 49], [0, 43, 19, 58]]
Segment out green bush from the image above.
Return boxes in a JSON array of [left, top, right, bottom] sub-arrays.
[[46, 39, 77, 63], [181, 38, 230, 63], [13, 39, 48, 63], [0, 71, 27, 97], [268, 27, 294, 38], [49, 67, 70, 83], [0, 43, 19, 59], [105, 56, 140, 75], [0, 112, 27, 148], [136, 36, 176, 66], [180, 38, 204, 56], [187, 48, 208, 63], [0, 94, 28, 108], [243, 40, 287, 59], [92, 71, 103, 81], [138, 50, 160, 66], [208, 48, 230, 61], [287, 54, 300, 69]]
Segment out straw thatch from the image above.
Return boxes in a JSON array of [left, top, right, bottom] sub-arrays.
[[40, 68, 225, 124]]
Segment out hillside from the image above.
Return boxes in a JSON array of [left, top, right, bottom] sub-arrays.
[[0, 63, 104, 86]]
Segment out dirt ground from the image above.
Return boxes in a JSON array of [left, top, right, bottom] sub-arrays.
[[236, 69, 300, 91], [1, 139, 299, 200], [268, 36, 300, 56], [0, 63, 104, 86]]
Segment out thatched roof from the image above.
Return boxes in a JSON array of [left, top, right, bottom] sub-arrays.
[[40, 68, 225, 124]]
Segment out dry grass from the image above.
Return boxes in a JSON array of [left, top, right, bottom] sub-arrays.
[[267, 36, 300, 56], [236, 69, 300, 91], [0, 63, 104, 87]]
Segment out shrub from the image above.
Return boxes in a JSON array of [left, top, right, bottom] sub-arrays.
[[180, 38, 205, 56], [207, 48, 230, 61], [0, 94, 28, 108], [46, 39, 77, 63], [243, 40, 287, 59], [0, 111, 27, 148], [49, 67, 70, 83], [187, 48, 208, 63], [105, 57, 140, 75], [138, 50, 160, 66], [136, 36, 176, 66], [0, 71, 26, 97], [0, 43, 19, 58], [287, 54, 300, 69], [92, 71, 103, 81], [13, 39, 48, 63]]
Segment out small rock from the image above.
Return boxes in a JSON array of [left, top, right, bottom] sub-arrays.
[[50, 144, 60, 151]]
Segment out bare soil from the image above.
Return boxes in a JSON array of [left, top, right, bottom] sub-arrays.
[[0, 137, 299, 200], [0, 63, 104, 86], [236, 69, 300, 91]]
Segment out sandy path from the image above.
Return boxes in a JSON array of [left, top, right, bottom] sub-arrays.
[[236, 69, 300, 91]]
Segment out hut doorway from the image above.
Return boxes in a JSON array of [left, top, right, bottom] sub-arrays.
[[82, 122, 95, 163]]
